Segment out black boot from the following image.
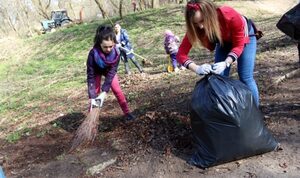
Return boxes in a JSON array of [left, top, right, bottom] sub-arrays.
[[131, 57, 144, 73], [124, 62, 131, 74], [125, 113, 136, 121]]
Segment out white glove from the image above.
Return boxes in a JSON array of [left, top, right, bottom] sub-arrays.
[[95, 92, 107, 107], [96, 92, 107, 107], [212, 61, 227, 74], [195, 63, 212, 75], [116, 43, 121, 49], [126, 49, 134, 55], [119, 46, 129, 53], [91, 98, 100, 108]]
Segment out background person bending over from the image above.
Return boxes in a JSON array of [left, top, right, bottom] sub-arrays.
[[164, 29, 185, 72], [114, 23, 144, 75], [177, 0, 260, 106]]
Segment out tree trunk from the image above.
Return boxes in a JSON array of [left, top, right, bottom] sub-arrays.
[[5, 10, 20, 36], [69, 2, 76, 20], [94, 0, 107, 19], [138, 0, 146, 10], [32, 0, 52, 19], [151, 0, 159, 8], [110, 0, 119, 9], [19, 3, 34, 36], [119, 0, 123, 19]]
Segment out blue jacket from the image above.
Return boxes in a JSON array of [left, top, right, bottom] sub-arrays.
[[118, 29, 134, 58]]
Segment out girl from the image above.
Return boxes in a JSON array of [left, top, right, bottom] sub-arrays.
[[164, 29, 184, 72], [86, 25, 135, 120]]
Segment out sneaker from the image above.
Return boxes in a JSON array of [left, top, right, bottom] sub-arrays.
[[174, 67, 179, 72], [125, 113, 136, 121]]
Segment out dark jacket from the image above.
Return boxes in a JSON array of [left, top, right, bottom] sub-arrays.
[[87, 47, 120, 98]]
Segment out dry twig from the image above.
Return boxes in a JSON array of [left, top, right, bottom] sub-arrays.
[[267, 68, 300, 90]]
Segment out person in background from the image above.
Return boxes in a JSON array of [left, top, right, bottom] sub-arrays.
[[177, 0, 260, 106], [87, 25, 135, 120], [164, 29, 185, 72], [114, 23, 144, 75], [132, 0, 137, 12]]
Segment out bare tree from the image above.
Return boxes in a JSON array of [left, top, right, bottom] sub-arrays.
[[94, 0, 108, 19], [109, 0, 119, 15], [0, 2, 20, 36], [151, 0, 159, 8], [31, 0, 53, 19], [119, 0, 123, 19], [58, 0, 76, 19], [110, 0, 119, 9], [19, 1, 35, 36]]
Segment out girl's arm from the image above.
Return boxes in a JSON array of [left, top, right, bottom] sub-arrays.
[[87, 51, 97, 99]]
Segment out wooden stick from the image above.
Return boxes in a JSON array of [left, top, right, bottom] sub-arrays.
[[119, 46, 150, 62], [266, 68, 300, 90]]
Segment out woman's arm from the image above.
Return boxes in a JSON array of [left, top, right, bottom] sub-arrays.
[[228, 8, 246, 61], [176, 34, 193, 68]]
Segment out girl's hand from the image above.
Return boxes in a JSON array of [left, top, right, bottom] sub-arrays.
[[211, 61, 227, 74], [196, 64, 212, 75]]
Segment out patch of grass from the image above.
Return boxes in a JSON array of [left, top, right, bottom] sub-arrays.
[[5, 127, 32, 143], [6, 132, 21, 143]]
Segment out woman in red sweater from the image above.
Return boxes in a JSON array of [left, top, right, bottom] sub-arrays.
[[177, 0, 259, 106]]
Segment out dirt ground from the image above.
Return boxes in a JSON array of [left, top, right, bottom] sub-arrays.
[[1, 1, 300, 178]]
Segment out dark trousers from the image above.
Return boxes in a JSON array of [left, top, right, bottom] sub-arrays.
[[121, 52, 143, 74]]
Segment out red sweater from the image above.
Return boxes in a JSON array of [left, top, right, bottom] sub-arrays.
[[177, 6, 249, 67]]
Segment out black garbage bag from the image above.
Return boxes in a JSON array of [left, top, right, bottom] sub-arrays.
[[188, 74, 278, 168], [276, 3, 300, 40]]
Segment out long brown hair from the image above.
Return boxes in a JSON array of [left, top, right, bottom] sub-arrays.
[[185, 0, 222, 46]]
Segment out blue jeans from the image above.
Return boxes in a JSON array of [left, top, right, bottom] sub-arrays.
[[215, 25, 259, 106]]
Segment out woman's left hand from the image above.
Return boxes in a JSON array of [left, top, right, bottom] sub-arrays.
[[212, 61, 227, 74]]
